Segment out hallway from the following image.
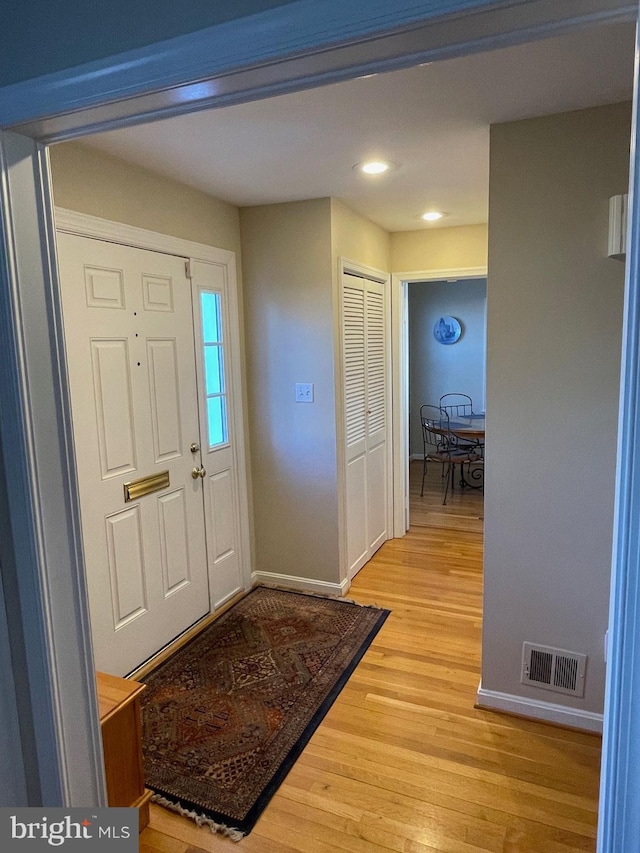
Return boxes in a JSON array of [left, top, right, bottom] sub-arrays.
[[142, 461, 601, 851]]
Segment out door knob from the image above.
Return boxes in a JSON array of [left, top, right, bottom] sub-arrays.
[[192, 466, 206, 479], [190, 442, 200, 453]]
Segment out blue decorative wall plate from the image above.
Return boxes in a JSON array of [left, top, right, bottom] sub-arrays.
[[433, 315, 462, 345]]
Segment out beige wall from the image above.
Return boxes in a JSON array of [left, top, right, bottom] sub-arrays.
[[391, 223, 487, 272], [330, 199, 391, 272], [50, 142, 242, 254], [240, 198, 392, 586], [240, 199, 339, 584], [49, 141, 256, 572], [50, 146, 395, 589], [483, 101, 630, 717]]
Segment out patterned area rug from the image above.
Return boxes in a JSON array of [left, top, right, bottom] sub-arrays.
[[140, 585, 389, 839]]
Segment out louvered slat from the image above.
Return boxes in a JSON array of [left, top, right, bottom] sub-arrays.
[[343, 285, 366, 446], [366, 288, 385, 435]]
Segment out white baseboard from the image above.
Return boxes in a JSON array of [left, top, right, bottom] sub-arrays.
[[476, 681, 603, 734], [409, 453, 423, 462], [251, 571, 350, 598]]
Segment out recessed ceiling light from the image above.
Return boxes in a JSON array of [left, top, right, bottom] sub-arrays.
[[357, 161, 392, 175], [422, 211, 446, 222]]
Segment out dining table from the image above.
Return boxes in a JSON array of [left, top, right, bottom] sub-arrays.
[[447, 413, 485, 489], [447, 412, 485, 440]]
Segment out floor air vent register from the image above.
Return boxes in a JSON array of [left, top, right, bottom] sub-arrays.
[[521, 642, 587, 697]]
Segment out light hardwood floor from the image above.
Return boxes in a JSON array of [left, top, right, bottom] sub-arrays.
[[140, 461, 601, 853]]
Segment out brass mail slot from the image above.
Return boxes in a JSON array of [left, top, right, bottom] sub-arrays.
[[123, 471, 170, 503]]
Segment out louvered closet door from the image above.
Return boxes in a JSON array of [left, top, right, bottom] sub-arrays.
[[343, 273, 389, 579]]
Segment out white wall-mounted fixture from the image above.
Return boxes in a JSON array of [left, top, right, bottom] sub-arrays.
[[608, 194, 628, 260]]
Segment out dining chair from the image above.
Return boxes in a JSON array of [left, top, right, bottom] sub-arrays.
[[439, 392, 474, 418], [420, 405, 478, 505], [439, 392, 484, 455]]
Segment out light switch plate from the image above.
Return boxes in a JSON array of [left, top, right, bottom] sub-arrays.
[[295, 382, 314, 402]]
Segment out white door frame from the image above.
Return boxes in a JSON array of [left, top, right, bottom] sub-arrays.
[[0, 5, 637, 850], [54, 207, 253, 614], [391, 266, 488, 534]]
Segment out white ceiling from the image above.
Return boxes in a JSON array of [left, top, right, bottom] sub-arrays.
[[82, 20, 635, 233]]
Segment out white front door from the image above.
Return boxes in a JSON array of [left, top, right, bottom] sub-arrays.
[[56, 233, 210, 675], [342, 271, 390, 579]]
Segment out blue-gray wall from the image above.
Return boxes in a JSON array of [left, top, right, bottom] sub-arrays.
[[408, 278, 487, 456], [0, 435, 29, 804], [0, 0, 301, 86]]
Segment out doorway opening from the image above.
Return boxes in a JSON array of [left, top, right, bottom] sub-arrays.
[[2, 5, 636, 840]]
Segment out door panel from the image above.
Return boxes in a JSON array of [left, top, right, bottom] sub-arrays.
[[346, 454, 368, 575], [344, 285, 367, 449], [158, 488, 192, 593], [147, 339, 183, 461], [91, 338, 137, 477], [105, 506, 147, 627], [57, 233, 210, 675], [343, 272, 390, 580], [367, 440, 387, 554], [366, 285, 386, 439], [190, 260, 244, 609], [365, 282, 387, 555], [208, 469, 235, 561]]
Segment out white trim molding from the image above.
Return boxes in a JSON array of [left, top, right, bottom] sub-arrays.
[[393, 266, 488, 282], [54, 207, 235, 265], [391, 264, 488, 536], [476, 682, 603, 734], [598, 21, 640, 852], [0, 133, 106, 805], [2, 0, 634, 141], [251, 571, 351, 599], [341, 257, 390, 283]]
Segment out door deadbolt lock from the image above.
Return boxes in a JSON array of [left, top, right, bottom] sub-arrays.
[[192, 466, 206, 479], [190, 442, 200, 453]]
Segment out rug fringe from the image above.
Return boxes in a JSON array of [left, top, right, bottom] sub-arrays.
[[151, 793, 245, 842]]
